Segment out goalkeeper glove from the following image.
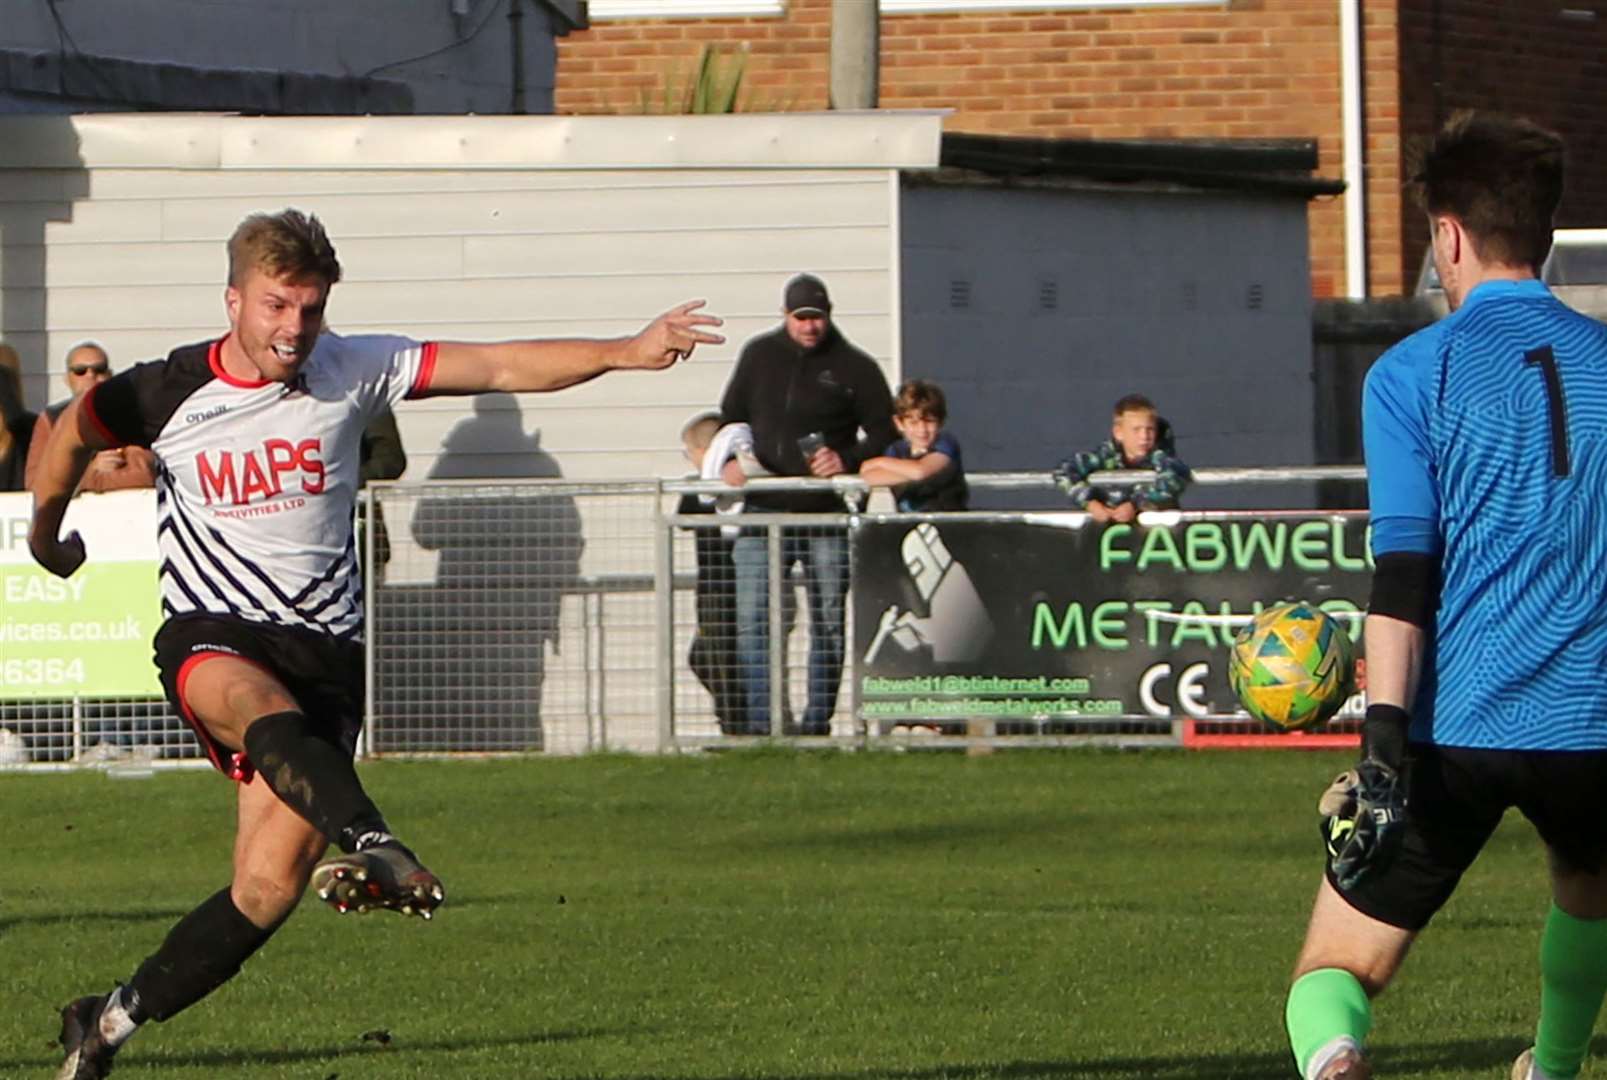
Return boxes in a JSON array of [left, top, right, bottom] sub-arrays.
[[1319, 704, 1410, 891]]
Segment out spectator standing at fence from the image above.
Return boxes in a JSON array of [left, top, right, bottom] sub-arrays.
[[28, 207, 722, 1080], [0, 343, 36, 492], [678, 410, 798, 736], [860, 378, 968, 512], [25, 342, 156, 495], [1282, 113, 1607, 1080], [677, 410, 747, 734], [1054, 394, 1189, 523], [718, 273, 896, 736], [357, 404, 406, 577]]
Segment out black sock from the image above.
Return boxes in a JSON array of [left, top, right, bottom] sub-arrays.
[[242, 710, 388, 852], [128, 889, 275, 1022]]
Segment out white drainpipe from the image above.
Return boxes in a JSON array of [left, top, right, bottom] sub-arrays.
[[1340, 0, 1367, 298]]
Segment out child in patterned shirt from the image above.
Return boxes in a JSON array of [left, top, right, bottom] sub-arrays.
[[1054, 394, 1190, 522]]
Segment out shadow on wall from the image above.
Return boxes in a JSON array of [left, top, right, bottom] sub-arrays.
[[1, 116, 98, 754], [374, 394, 584, 752], [1, 115, 90, 436]]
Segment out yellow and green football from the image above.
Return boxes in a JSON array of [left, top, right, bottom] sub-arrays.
[[1228, 600, 1356, 731]]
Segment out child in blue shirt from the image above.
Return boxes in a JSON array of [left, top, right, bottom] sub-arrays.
[[860, 379, 968, 511]]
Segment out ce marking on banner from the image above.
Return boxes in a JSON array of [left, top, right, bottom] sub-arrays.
[[1139, 661, 1212, 718]]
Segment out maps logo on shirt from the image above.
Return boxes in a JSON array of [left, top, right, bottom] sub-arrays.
[[196, 439, 327, 506]]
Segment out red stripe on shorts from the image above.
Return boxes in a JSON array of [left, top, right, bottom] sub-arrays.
[[175, 651, 273, 783]]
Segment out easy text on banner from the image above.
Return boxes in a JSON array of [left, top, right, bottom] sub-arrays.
[[0, 490, 163, 700], [852, 513, 1370, 724]]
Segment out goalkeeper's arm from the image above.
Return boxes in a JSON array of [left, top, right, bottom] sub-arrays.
[[1360, 612, 1426, 769], [1320, 586, 1431, 891], [1361, 549, 1437, 766]]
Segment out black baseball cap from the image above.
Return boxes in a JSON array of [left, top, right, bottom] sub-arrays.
[[784, 274, 831, 317]]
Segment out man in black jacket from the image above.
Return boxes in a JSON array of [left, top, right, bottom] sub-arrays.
[[718, 274, 895, 735]]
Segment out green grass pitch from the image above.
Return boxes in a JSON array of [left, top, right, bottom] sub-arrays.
[[0, 749, 1586, 1078]]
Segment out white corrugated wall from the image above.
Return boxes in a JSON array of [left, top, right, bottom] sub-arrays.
[[0, 112, 938, 482]]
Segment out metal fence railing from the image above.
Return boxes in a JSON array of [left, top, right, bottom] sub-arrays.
[[0, 696, 202, 774], [0, 467, 1369, 770], [658, 470, 1370, 753], [368, 480, 659, 756]]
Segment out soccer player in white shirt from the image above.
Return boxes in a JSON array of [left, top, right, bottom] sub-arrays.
[[30, 209, 723, 1080]]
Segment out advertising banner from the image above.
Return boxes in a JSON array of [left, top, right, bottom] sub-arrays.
[[0, 490, 163, 700], [852, 513, 1370, 725]]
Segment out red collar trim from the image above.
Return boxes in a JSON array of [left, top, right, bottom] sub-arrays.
[[79, 384, 121, 446], [208, 336, 272, 389]]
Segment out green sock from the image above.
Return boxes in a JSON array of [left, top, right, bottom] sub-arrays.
[[1286, 968, 1372, 1078], [1536, 903, 1607, 1080]]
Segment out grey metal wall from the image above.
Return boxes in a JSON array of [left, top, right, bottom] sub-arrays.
[[899, 182, 1318, 510], [0, 0, 568, 115]]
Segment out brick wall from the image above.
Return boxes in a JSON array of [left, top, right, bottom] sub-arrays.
[[552, 1, 1407, 297], [1397, 1, 1607, 291]]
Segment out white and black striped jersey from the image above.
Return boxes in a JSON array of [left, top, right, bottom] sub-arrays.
[[83, 333, 436, 640]]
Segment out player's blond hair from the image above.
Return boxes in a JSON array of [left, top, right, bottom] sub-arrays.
[[227, 209, 343, 288]]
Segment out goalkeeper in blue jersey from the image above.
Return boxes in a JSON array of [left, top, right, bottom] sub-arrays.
[[1285, 112, 1607, 1080]]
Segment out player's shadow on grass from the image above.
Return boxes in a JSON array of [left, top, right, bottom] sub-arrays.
[[1446, 913, 1534, 931], [7, 1033, 1588, 1078], [733, 817, 1070, 855], [550, 1035, 1599, 1080], [1366, 1036, 1587, 1079], [4, 1026, 621, 1076], [0, 906, 193, 939]]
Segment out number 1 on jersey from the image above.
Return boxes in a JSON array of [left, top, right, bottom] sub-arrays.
[[1524, 345, 1570, 477]]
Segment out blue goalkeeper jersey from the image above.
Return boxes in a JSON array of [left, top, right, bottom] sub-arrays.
[[1364, 278, 1607, 750]]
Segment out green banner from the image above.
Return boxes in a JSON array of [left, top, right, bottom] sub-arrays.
[[0, 492, 163, 700]]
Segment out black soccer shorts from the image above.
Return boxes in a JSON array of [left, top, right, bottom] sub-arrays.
[[1331, 743, 1607, 931], [154, 613, 366, 782]]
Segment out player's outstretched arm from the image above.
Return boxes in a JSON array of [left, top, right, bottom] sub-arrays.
[[424, 300, 725, 397], [28, 396, 109, 579]]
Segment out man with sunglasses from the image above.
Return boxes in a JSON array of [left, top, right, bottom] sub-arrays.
[[24, 342, 155, 493]]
